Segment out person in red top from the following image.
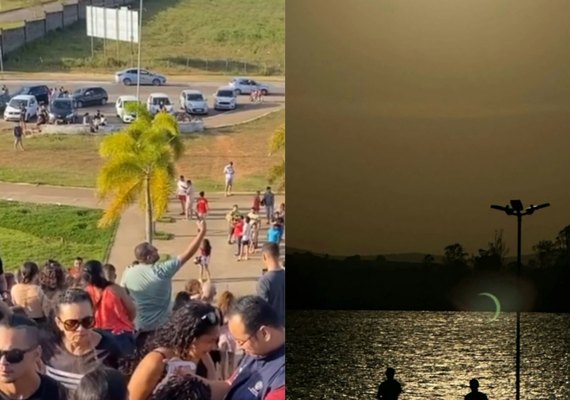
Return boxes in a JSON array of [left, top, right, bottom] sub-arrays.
[[252, 190, 262, 212], [233, 216, 245, 260], [81, 259, 137, 355], [196, 191, 209, 220]]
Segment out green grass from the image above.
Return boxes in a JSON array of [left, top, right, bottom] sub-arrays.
[[153, 231, 174, 240], [0, 109, 284, 191], [0, 0, 60, 13], [3, 0, 285, 75], [0, 21, 25, 29], [0, 200, 117, 271]]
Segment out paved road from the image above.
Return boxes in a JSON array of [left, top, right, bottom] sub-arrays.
[[0, 0, 64, 23], [0, 181, 284, 297], [0, 78, 285, 128]]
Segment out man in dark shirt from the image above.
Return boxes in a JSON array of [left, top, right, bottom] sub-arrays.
[[0, 314, 67, 399], [377, 367, 402, 400], [13, 124, 24, 151], [226, 296, 285, 400], [256, 243, 285, 325], [465, 378, 489, 400]]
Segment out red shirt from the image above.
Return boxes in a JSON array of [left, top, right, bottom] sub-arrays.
[[196, 198, 209, 214], [252, 195, 261, 211], [234, 220, 244, 237]]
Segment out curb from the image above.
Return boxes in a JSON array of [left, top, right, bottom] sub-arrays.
[[207, 107, 283, 130]]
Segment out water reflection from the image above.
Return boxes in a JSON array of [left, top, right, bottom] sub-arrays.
[[287, 311, 570, 399]]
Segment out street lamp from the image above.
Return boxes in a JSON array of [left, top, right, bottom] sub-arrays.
[[490, 200, 550, 400], [136, 0, 143, 101]]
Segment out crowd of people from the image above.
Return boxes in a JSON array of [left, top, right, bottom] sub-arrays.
[[0, 212, 285, 399]]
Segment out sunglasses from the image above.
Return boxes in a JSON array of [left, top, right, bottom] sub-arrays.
[[58, 316, 95, 331], [0, 347, 35, 364], [201, 310, 222, 326]]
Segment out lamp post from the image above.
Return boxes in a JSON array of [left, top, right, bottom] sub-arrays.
[[490, 200, 550, 400], [136, 0, 143, 101]]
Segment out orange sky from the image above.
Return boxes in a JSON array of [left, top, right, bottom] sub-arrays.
[[286, 0, 570, 256]]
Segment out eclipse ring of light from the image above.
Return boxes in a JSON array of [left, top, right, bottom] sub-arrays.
[[478, 292, 501, 322]]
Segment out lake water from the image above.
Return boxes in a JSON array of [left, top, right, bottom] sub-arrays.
[[287, 311, 570, 399]]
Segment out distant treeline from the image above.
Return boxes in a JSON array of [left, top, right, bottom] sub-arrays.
[[287, 228, 570, 312]]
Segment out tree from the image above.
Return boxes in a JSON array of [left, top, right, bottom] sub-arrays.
[[474, 230, 509, 271], [443, 243, 468, 267], [96, 105, 184, 243], [532, 240, 557, 269], [268, 123, 285, 190]]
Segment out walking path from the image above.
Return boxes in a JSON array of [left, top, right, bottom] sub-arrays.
[[0, 181, 284, 297]]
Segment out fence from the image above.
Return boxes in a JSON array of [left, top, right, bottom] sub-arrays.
[[0, 0, 134, 59]]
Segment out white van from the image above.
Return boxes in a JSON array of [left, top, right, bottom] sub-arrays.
[[147, 93, 174, 115], [214, 86, 237, 111], [3, 95, 38, 122], [116, 95, 140, 123], [179, 89, 208, 115]]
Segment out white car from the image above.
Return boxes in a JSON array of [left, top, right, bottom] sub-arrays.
[[3, 95, 38, 122], [147, 93, 175, 115], [213, 86, 237, 111], [116, 95, 140, 123], [229, 77, 271, 95], [179, 89, 208, 115]]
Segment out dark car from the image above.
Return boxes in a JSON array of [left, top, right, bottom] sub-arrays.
[[11, 85, 50, 104], [72, 87, 109, 107], [0, 93, 10, 115], [49, 98, 77, 124]]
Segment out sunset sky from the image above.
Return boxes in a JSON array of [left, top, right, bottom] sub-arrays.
[[286, 0, 570, 256]]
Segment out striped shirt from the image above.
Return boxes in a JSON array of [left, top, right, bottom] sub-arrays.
[[42, 330, 122, 391]]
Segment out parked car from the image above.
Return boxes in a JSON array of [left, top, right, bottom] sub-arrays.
[[49, 98, 77, 124], [72, 87, 109, 107], [179, 89, 208, 115], [0, 93, 10, 115], [147, 93, 174, 115], [115, 68, 167, 86], [10, 85, 50, 104], [213, 86, 237, 111], [116, 95, 140, 123], [229, 77, 271, 95], [3, 95, 39, 122]]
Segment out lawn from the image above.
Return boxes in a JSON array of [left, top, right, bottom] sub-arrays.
[[0, 200, 116, 271], [0, 109, 284, 191], [3, 0, 285, 75], [0, 0, 59, 12]]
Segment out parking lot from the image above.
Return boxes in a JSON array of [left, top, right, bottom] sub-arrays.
[[0, 78, 285, 129]]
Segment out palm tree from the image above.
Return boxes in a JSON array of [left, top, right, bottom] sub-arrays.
[[96, 105, 184, 243], [268, 123, 285, 190]]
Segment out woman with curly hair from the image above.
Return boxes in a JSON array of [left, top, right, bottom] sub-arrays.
[[127, 301, 229, 400], [150, 375, 212, 400], [40, 260, 67, 317]]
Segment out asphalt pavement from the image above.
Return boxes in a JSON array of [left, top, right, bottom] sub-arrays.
[[0, 78, 285, 128]]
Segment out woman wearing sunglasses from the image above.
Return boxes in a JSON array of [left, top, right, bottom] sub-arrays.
[[40, 288, 123, 392], [127, 301, 229, 400], [82, 260, 137, 356]]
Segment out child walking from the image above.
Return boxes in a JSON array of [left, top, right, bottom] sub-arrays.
[[195, 238, 212, 281]]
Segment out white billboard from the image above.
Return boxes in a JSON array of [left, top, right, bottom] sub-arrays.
[[86, 6, 139, 43]]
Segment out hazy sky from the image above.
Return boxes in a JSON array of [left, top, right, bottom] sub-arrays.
[[287, 0, 570, 256]]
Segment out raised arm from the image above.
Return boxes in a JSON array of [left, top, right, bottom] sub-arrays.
[[178, 220, 207, 265]]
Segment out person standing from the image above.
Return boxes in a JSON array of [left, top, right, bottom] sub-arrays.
[[184, 179, 195, 220], [120, 220, 206, 349], [176, 176, 188, 216], [225, 205, 241, 244], [239, 216, 252, 261], [196, 191, 209, 220], [376, 368, 402, 400], [224, 161, 235, 197], [464, 379, 489, 400], [252, 190, 262, 213], [262, 187, 275, 224], [13, 123, 24, 151], [0, 314, 67, 400], [233, 216, 244, 260], [256, 243, 285, 325], [19, 104, 27, 132]]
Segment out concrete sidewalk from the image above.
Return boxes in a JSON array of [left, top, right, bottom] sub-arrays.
[[0, 181, 284, 297]]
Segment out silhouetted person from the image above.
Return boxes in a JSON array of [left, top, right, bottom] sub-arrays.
[[377, 367, 402, 400], [465, 379, 488, 400]]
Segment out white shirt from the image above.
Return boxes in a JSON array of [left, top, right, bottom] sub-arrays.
[[176, 180, 188, 196], [242, 222, 252, 241], [224, 164, 235, 178]]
